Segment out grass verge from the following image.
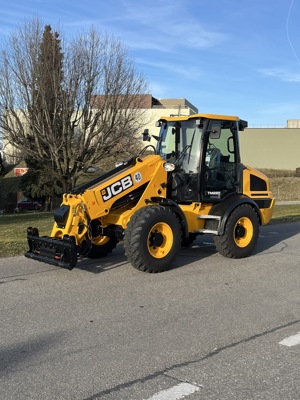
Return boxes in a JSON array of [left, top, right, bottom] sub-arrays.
[[0, 212, 54, 258], [270, 204, 300, 224], [0, 204, 300, 258]]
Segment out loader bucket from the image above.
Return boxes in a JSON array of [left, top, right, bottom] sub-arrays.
[[25, 227, 78, 270]]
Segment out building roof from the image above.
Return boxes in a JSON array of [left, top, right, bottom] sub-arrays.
[[91, 94, 198, 112]]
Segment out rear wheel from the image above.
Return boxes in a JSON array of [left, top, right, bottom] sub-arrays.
[[214, 204, 259, 258], [124, 206, 181, 272]]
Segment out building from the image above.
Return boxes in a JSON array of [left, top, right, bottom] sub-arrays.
[[1, 96, 300, 171], [138, 96, 199, 138], [1, 96, 198, 165], [91, 94, 198, 139], [239, 121, 300, 170]]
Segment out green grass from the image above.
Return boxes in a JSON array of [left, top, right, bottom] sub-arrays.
[[270, 204, 300, 224], [0, 212, 54, 257], [270, 177, 300, 201], [259, 170, 300, 202], [0, 204, 299, 258]]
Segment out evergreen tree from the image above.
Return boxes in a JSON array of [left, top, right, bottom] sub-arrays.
[[20, 158, 63, 210], [33, 25, 64, 144], [21, 25, 65, 201]]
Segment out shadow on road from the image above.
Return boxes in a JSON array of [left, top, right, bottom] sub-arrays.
[[74, 222, 300, 274], [75, 236, 217, 274]]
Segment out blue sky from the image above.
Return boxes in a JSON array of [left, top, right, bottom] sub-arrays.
[[0, 0, 300, 126]]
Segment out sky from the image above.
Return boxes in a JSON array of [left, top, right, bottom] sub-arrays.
[[0, 0, 300, 127]]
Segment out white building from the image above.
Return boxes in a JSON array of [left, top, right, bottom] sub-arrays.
[[1, 95, 198, 165]]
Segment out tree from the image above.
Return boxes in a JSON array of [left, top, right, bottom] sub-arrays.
[[0, 18, 149, 193], [20, 157, 63, 209], [0, 152, 5, 176]]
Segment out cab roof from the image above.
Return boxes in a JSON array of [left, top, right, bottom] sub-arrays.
[[159, 113, 241, 122]]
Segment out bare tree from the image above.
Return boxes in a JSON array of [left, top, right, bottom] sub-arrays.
[[0, 18, 149, 193]]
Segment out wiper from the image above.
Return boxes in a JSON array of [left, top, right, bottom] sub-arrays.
[[174, 145, 191, 168], [188, 129, 196, 163]]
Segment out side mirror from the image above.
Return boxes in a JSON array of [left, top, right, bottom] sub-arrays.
[[239, 119, 248, 131], [209, 125, 221, 139], [142, 129, 151, 142]]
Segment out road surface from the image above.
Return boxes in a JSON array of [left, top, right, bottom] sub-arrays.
[[0, 222, 299, 399]]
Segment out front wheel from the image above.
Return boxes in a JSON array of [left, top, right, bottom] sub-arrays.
[[214, 204, 260, 258], [123, 206, 182, 272]]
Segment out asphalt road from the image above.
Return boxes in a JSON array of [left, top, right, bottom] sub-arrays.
[[0, 222, 299, 400]]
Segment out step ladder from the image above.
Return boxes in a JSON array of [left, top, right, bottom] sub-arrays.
[[194, 214, 221, 235]]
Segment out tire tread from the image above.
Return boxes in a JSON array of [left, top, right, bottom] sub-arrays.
[[124, 206, 181, 272]]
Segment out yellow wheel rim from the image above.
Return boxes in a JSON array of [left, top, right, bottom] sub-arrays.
[[234, 217, 253, 248], [92, 235, 110, 246], [147, 222, 173, 258]]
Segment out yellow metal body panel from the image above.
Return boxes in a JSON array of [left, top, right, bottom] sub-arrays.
[[50, 194, 87, 243], [82, 155, 166, 220], [260, 200, 275, 225], [50, 155, 168, 244], [159, 113, 239, 122], [100, 156, 168, 229], [179, 203, 213, 232], [242, 166, 274, 225]]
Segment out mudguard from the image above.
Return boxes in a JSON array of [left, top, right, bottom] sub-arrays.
[[209, 194, 261, 235]]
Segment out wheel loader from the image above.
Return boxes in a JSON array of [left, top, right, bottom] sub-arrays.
[[25, 113, 274, 272]]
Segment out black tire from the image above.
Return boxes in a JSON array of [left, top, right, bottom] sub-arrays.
[[123, 206, 181, 273], [214, 204, 260, 258], [87, 236, 118, 259]]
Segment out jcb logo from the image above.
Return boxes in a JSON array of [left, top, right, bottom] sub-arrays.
[[101, 175, 133, 202]]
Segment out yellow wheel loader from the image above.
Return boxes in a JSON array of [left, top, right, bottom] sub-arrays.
[[25, 113, 274, 272]]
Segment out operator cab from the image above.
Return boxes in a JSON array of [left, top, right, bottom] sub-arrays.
[[154, 114, 247, 203]]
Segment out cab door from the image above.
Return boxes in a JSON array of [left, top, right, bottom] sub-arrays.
[[201, 119, 240, 202]]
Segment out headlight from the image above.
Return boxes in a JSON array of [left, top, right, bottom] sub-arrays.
[[164, 162, 175, 172]]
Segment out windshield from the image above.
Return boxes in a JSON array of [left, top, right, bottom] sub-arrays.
[[157, 119, 202, 174]]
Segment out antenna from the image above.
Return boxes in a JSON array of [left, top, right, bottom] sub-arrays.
[[170, 103, 186, 117]]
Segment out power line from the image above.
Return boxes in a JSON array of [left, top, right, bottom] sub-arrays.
[[286, 0, 300, 67]]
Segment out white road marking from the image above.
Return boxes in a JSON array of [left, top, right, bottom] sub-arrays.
[[279, 332, 300, 347], [260, 232, 279, 238], [145, 382, 200, 400]]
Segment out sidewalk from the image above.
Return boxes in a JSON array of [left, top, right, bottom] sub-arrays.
[[276, 201, 300, 205]]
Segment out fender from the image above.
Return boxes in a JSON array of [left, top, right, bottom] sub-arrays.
[[147, 196, 189, 238], [209, 194, 261, 235]]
